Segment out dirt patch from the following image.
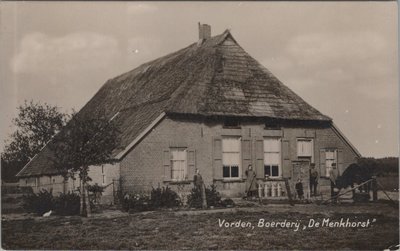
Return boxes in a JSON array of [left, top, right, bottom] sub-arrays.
[[2, 203, 398, 250]]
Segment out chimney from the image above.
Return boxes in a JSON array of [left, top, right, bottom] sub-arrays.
[[198, 23, 211, 40]]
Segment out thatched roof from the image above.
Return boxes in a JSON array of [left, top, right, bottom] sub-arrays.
[[79, 30, 330, 120], [17, 29, 332, 177]]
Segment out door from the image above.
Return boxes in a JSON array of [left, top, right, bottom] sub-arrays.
[[291, 161, 311, 199]]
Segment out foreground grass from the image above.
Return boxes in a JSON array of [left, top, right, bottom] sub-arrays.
[[2, 203, 398, 250]]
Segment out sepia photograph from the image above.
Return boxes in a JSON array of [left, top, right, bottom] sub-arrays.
[[0, 1, 398, 250]]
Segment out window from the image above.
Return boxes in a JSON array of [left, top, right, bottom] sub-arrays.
[[264, 138, 281, 177], [325, 149, 337, 177], [297, 138, 313, 160], [222, 137, 241, 179], [170, 148, 187, 181]]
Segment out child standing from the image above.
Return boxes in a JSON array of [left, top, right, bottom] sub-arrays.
[[295, 178, 304, 200]]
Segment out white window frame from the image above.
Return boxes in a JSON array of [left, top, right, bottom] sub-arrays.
[[325, 149, 337, 177], [263, 137, 282, 178], [297, 138, 314, 162], [222, 136, 241, 180], [170, 148, 188, 181]]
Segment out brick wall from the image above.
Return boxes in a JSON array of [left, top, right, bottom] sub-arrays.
[[18, 164, 120, 204], [87, 163, 120, 204], [19, 175, 66, 194], [120, 116, 360, 198]]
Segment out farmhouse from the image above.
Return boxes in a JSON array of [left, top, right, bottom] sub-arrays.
[[16, 24, 361, 202]]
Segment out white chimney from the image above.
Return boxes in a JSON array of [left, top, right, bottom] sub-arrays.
[[198, 23, 211, 40]]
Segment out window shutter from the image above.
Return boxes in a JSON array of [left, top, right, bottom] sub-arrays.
[[242, 137, 252, 179], [281, 140, 290, 178], [282, 140, 290, 160], [296, 140, 301, 156], [319, 149, 326, 177], [187, 150, 196, 181], [213, 137, 222, 180], [311, 140, 315, 163], [337, 149, 344, 175], [255, 138, 264, 179], [163, 149, 171, 181]]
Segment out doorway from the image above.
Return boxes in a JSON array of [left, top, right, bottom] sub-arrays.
[[291, 160, 311, 199]]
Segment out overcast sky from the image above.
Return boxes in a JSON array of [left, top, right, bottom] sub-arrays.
[[0, 2, 398, 158]]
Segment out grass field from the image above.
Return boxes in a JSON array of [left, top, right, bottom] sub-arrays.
[[2, 202, 398, 250]]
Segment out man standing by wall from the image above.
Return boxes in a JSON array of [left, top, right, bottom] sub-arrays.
[[245, 164, 257, 198], [329, 163, 339, 200], [310, 164, 319, 196], [193, 168, 207, 209]]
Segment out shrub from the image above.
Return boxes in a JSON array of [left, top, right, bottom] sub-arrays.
[[187, 185, 223, 209], [150, 186, 181, 208], [205, 184, 222, 207], [23, 190, 83, 216], [122, 193, 151, 212], [187, 187, 203, 208], [121, 187, 181, 212], [22, 189, 54, 215], [87, 183, 105, 194], [88, 183, 104, 204], [221, 198, 235, 208], [54, 192, 80, 216]]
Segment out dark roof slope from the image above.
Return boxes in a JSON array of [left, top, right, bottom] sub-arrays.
[[78, 30, 330, 121], [17, 30, 330, 177]]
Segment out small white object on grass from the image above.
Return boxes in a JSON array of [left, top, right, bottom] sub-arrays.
[[42, 210, 52, 217]]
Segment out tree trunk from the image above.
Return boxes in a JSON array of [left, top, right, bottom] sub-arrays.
[[63, 176, 67, 194], [85, 182, 91, 217], [80, 177, 85, 216], [79, 167, 92, 217], [201, 184, 207, 209]]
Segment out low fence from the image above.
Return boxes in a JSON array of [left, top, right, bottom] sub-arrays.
[[257, 180, 287, 198]]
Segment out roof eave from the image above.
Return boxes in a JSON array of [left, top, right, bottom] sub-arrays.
[[165, 111, 331, 122], [115, 112, 166, 160], [331, 122, 362, 158]]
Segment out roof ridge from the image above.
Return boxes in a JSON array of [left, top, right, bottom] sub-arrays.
[[217, 29, 236, 45]]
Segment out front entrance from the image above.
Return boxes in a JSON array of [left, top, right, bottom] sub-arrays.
[[291, 161, 311, 199]]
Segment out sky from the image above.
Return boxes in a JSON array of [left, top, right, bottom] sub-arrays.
[[0, 2, 398, 158]]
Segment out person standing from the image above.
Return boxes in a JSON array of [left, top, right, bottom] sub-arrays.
[[245, 164, 257, 198], [193, 168, 207, 209], [295, 178, 304, 200], [309, 164, 319, 196], [329, 163, 339, 201]]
